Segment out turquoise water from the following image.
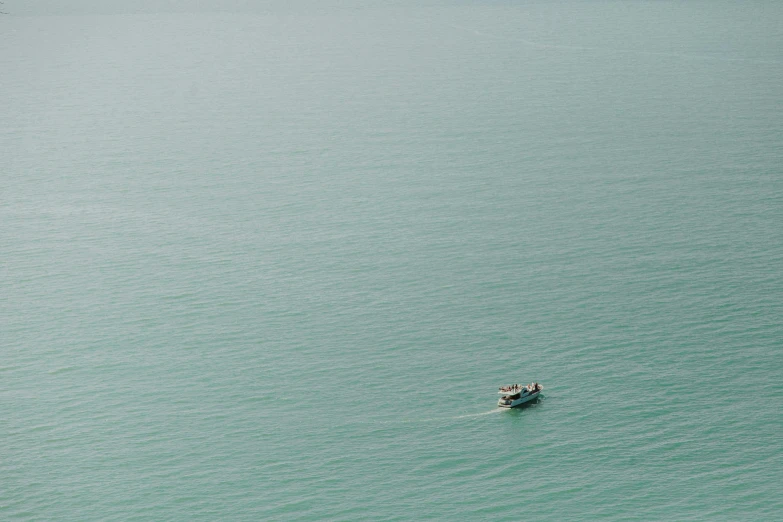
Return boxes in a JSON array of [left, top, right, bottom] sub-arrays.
[[2, 1, 782, 519]]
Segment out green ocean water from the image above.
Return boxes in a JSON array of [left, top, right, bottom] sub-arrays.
[[2, 1, 782, 519]]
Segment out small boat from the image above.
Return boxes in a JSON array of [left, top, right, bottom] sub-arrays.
[[498, 382, 543, 408]]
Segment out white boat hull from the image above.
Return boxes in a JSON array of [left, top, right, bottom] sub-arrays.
[[498, 390, 540, 408]]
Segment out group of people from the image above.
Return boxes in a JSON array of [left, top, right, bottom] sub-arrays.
[[499, 383, 540, 394]]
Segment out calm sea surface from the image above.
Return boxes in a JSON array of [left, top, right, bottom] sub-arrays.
[[2, 1, 782, 519]]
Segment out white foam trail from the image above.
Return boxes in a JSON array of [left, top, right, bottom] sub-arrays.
[[451, 409, 504, 419], [372, 408, 502, 425]]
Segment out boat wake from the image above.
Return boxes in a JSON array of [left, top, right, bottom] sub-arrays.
[[371, 408, 502, 425], [451, 409, 504, 420], [446, 22, 782, 65]]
